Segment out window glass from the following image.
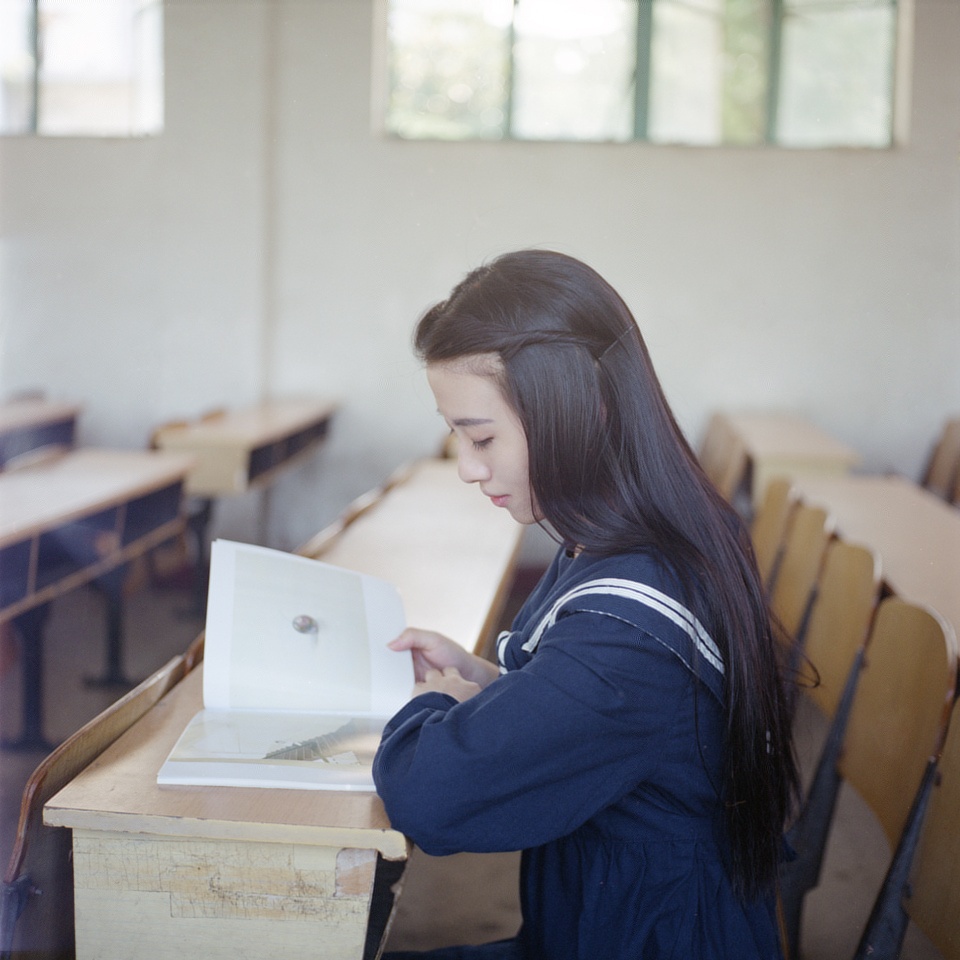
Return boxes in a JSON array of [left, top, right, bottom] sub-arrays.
[[778, 0, 897, 147], [511, 0, 637, 142], [386, 0, 512, 140], [721, 0, 771, 144], [648, 0, 725, 145], [0, 1, 34, 133], [1, 0, 163, 137], [384, 0, 903, 149]]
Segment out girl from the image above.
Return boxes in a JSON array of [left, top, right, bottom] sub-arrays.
[[373, 250, 797, 959]]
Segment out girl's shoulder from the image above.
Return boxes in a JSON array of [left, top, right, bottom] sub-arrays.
[[506, 546, 724, 704]]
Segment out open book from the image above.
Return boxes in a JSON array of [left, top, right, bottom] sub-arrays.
[[157, 539, 413, 791]]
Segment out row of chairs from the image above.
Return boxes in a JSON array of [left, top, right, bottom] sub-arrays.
[[699, 412, 750, 505], [921, 417, 960, 504], [751, 478, 959, 959]]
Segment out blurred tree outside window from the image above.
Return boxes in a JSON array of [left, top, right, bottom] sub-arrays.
[[385, 0, 903, 148], [0, 0, 163, 137]]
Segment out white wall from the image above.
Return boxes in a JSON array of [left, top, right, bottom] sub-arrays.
[[1, 0, 958, 556]]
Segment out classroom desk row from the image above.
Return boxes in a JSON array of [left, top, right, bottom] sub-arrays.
[[700, 410, 862, 508], [0, 398, 81, 469], [43, 457, 525, 960], [0, 396, 337, 750], [0, 449, 193, 750]]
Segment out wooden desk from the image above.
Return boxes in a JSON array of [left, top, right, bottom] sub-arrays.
[[0, 398, 80, 469], [0, 449, 193, 748], [152, 398, 337, 497], [721, 412, 861, 506], [45, 458, 525, 960], [314, 458, 524, 653], [796, 473, 960, 634], [152, 398, 338, 609]]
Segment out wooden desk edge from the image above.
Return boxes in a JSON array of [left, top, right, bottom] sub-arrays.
[[0, 450, 196, 549], [43, 803, 410, 860], [0, 400, 82, 433], [0, 514, 185, 624], [154, 399, 339, 448]]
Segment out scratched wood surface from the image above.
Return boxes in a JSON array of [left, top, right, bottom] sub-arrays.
[[72, 830, 377, 959]]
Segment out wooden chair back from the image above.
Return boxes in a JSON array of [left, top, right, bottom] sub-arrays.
[[183, 630, 205, 673], [751, 476, 797, 588], [921, 417, 960, 500], [903, 696, 960, 960], [0, 654, 188, 960], [769, 503, 834, 647], [799, 540, 881, 720], [698, 413, 748, 502], [839, 598, 957, 850]]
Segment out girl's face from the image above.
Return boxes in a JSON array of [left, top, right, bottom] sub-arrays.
[[427, 358, 539, 525]]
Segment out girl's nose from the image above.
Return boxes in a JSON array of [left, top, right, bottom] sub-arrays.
[[457, 448, 490, 484]]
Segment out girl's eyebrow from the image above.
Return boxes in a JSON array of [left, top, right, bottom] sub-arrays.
[[447, 416, 494, 427]]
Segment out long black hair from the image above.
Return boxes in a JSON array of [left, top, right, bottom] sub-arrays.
[[414, 249, 797, 900]]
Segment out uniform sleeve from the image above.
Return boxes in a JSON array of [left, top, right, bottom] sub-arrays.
[[372, 611, 697, 855]]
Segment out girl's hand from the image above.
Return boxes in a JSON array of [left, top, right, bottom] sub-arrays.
[[388, 628, 499, 689], [414, 666, 482, 703]]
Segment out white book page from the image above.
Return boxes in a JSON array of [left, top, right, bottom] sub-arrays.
[[158, 707, 388, 791], [202, 540, 412, 715]]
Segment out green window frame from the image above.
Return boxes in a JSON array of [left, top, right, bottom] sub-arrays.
[[384, 0, 907, 148]]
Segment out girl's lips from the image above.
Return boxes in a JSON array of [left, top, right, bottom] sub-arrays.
[[489, 494, 510, 508]]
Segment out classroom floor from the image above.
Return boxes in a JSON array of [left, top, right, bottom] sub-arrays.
[[0, 572, 943, 959]]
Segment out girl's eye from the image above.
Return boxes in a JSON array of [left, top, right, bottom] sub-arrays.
[[472, 438, 493, 451]]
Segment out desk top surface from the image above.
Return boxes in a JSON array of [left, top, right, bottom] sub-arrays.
[[0, 398, 81, 434], [797, 473, 960, 633], [153, 398, 337, 449], [45, 458, 524, 854], [44, 667, 409, 857], [318, 458, 524, 649], [0, 448, 194, 548], [723, 412, 861, 464]]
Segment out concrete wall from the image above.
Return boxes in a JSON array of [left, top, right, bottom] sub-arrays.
[[2, 0, 958, 558]]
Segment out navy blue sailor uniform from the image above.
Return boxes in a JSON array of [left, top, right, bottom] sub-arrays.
[[373, 547, 783, 960]]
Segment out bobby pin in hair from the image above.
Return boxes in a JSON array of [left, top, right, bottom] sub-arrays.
[[598, 326, 638, 362]]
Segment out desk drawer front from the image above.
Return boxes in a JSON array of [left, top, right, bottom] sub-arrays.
[[35, 507, 120, 590], [72, 831, 376, 960], [248, 420, 331, 485], [122, 481, 184, 546]]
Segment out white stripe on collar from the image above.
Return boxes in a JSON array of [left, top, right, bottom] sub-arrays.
[[519, 577, 724, 676]]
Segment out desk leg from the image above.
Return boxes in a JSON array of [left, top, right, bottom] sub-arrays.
[[178, 497, 214, 619], [364, 855, 408, 960], [85, 568, 137, 689], [2, 605, 54, 752]]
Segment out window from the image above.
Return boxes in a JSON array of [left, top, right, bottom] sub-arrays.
[[384, 0, 904, 148], [0, 0, 163, 137]]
